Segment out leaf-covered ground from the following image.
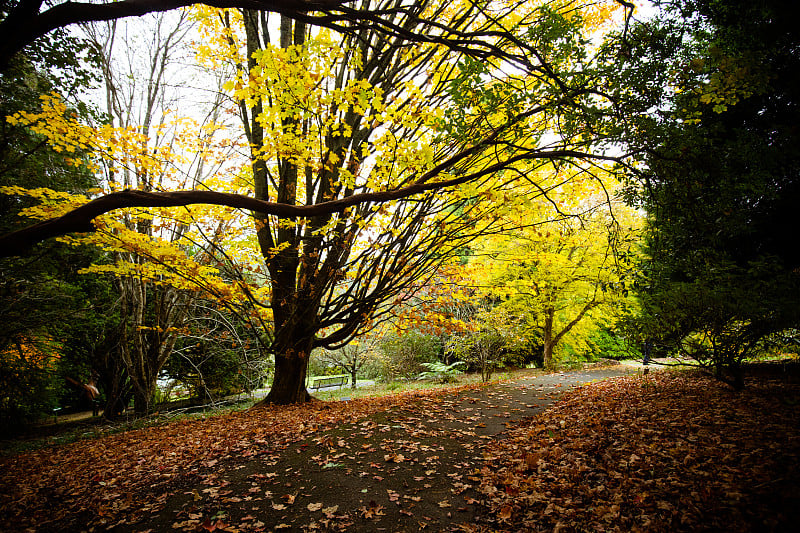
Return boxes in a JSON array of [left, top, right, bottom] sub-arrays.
[[1, 365, 797, 532], [472, 369, 800, 532]]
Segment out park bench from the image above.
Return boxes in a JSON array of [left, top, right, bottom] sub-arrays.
[[308, 374, 349, 390]]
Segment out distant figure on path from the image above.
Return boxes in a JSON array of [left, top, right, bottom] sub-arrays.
[[643, 340, 653, 366], [66, 372, 101, 416]]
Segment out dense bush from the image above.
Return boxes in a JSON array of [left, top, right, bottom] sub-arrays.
[[378, 331, 442, 381], [580, 328, 640, 361]]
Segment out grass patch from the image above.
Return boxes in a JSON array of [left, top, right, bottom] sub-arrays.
[[310, 371, 520, 401]]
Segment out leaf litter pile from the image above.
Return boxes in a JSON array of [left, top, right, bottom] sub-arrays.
[[1, 368, 798, 532], [472, 371, 800, 532]]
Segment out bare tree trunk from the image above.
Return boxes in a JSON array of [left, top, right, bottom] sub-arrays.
[[542, 307, 556, 369], [262, 332, 314, 404]]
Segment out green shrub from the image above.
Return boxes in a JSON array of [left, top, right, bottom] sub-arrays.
[[418, 361, 466, 383], [583, 328, 640, 360], [378, 331, 442, 381]]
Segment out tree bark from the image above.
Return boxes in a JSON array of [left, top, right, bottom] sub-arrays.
[[254, 15, 316, 405], [260, 332, 314, 405], [542, 307, 555, 369], [542, 300, 599, 369]]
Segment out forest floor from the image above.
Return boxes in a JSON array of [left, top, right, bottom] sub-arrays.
[[1, 361, 798, 532]]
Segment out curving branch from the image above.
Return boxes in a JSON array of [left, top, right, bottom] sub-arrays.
[[0, 0, 535, 70], [0, 0, 348, 68], [0, 144, 616, 258]]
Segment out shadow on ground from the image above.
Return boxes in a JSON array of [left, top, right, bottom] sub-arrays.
[[115, 366, 635, 532]]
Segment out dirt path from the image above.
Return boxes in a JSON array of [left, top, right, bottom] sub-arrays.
[[117, 366, 635, 532]]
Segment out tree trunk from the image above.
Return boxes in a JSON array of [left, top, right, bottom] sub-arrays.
[[542, 301, 598, 369], [543, 307, 555, 369], [133, 382, 156, 414], [252, 15, 317, 406], [261, 334, 314, 405], [99, 355, 130, 418], [543, 341, 555, 370]]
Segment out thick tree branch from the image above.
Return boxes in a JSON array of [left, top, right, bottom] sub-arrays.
[[552, 300, 601, 346], [0, 0, 349, 68], [0, 0, 534, 71], [0, 145, 614, 258]]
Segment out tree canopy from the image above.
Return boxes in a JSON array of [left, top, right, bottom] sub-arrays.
[[619, 0, 800, 387], [1, 0, 637, 405]]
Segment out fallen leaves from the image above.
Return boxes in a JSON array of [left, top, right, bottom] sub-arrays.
[[7, 367, 793, 532], [471, 371, 800, 532], [0, 381, 493, 531], [358, 501, 385, 519]]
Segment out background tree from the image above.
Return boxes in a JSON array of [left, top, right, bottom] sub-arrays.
[[72, 11, 256, 414], [378, 330, 442, 381], [85, 12, 201, 414], [317, 338, 380, 389], [616, 0, 800, 388], [465, 169, 639, 368], [448, 307, 518, 382]]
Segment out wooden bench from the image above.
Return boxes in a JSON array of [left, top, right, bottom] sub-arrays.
[[308, 375, 349, 390]]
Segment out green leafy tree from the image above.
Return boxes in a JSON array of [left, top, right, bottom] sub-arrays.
[[165, 300, 271, 402], [448, 308, 516, 382], [618, 0, 800, 388], [0, 22, 107, 425]]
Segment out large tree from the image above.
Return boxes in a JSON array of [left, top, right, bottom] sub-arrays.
[[618, 0, 800, 388], [2, 0, 632, 404], [199, 0, 632, 404]]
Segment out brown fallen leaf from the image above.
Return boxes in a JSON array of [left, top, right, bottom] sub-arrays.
[[322, 505, 339, 516]]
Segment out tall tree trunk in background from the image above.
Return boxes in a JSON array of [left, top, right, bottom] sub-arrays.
[[542, 307, 556, 369], [542, 301, 599, 370]]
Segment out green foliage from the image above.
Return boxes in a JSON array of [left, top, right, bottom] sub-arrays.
[[417, 361, 466, 383], [308, 350, 341, 378], [378, 331, 442, 381], [449, 327, 508, 382], [0, 27, 105, 425], [618, 0, 800, 388], [581, 327, 640, 361]]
